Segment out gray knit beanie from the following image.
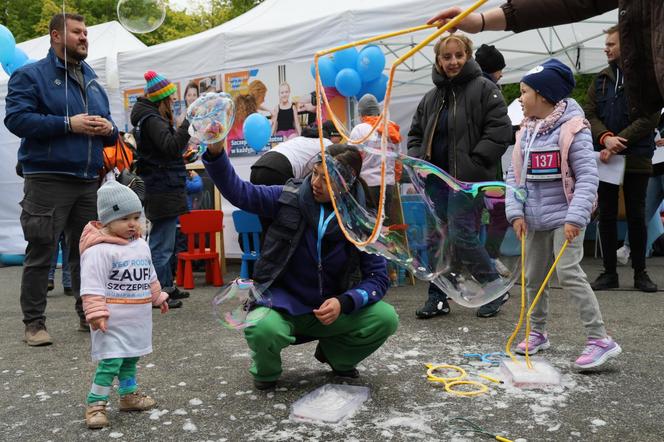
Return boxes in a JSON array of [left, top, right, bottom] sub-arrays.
[[97, 180, 143, 225], [358, 94, 380, 117]]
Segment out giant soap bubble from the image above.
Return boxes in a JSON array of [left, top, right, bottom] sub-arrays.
[[187, 92, 235, 145], [117, 0, 166, 34], [212, 279, 272, 330], [319, 136, 524, 308]]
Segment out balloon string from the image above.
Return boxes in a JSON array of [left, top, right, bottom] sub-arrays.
[[63, 0, 69, 121], [314, 0, 489, 248]]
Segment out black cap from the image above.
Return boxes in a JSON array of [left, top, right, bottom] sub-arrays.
[[322, 120, 341, 138], [475, 44, 506, 74]]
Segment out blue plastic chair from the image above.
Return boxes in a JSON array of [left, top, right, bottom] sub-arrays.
[[232, 210, 262, 279]]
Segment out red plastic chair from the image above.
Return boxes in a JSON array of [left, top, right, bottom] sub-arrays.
[[176, 210, 224, 290]]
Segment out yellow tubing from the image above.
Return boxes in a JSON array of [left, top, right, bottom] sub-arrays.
[[425, 364, 489, 397], [505, 232, 527, 363]]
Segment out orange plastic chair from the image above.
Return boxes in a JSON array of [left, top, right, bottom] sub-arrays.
[[176, 210, 224, 290]]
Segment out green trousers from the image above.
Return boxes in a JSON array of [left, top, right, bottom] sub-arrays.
[[87, 357, 139, 404], [244, 301, 399, 382]]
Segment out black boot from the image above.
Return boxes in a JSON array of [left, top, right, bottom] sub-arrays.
[[476, 292, 510, 318], [590, 272, 619, 290], [314, 344, 359, 378], [415, 284, 450, 319], [634, 270, 657, 292]]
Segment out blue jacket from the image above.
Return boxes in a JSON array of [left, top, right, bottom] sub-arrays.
[[203, 151, 389, 316], [4, 48, 117, 179]]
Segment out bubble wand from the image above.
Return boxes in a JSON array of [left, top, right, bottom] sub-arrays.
[[313, 0, 489, 247]]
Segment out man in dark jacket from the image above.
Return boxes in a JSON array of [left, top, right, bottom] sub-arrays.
[[428, 1, 663, 120], [203, 142, 398, 390], [4, 13, 117, 346], [584, 25, 659, 293]]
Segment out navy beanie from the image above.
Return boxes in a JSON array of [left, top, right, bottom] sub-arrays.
[[521, 59, 575, 104], [475, 44, 506, 74]]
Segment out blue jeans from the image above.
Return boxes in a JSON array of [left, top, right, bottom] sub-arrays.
[[48, 232, 71, 287], [624, 175, 664, 256], [149, 217, 178, 289]]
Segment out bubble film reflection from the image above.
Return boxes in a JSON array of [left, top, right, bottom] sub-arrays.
[[212, 279, 271, 330], [323, 145, 524, 308], [187, 92, 235, 144]]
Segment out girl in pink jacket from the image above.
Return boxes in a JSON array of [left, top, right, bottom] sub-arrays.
[[80, 181, 169, 429]]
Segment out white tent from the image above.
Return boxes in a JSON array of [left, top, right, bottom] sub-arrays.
[[116, 0, 617, 258], [0, 21, 147, 255]]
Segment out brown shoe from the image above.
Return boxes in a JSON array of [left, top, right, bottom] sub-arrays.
[[85, 401, 109, 429], [119, 392, 156, 411], [78, 319, 90, 332], [24, 320, 53, 346]]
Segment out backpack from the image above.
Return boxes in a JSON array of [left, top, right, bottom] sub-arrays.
[[101, 135, 145, 202]]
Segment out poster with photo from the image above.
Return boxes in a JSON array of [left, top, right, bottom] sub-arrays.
[[223, 65, 280, 157], [122, 84, 182, 131], [174, 75, 222, 126]]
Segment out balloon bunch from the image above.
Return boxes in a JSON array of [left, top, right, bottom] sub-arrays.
[[310, 44, 388, 101], [0, 25, 35, 76]]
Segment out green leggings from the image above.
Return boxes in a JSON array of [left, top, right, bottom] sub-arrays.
[[87, 357, 139, 404], [243, 301, 399, 382]]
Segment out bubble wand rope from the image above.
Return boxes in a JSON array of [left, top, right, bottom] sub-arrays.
[[505, 233, 527, 363], [506, 237, 569, 369], [314, 0, 488, 247]]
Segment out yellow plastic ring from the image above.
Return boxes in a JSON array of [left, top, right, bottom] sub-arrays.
[[444, 380, 489, 397], [426, 364, 466, 383]]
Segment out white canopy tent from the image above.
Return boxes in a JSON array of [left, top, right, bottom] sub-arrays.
[[116, 0, 617, 258], [0, 21, 147, 255], [1, 2, 618, 257]]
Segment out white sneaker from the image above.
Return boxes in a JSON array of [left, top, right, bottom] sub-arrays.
[[493, 258, 511, 277], [616, 245, 630, 266]]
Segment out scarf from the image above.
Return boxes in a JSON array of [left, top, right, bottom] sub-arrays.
[[362, 116, 402, 144]]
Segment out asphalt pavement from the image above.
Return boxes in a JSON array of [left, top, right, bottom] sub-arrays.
[[0, 257, 662, 441]]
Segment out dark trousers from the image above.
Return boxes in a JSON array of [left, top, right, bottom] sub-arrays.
[[598, 173, 649, 273], [20, 175, 98, 324]]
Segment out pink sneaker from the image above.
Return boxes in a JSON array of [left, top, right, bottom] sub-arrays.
[[574, 337, 622, 370], [514, 331, 550, 355]]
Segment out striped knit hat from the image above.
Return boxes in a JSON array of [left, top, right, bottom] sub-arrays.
[[144, 70, 177, 103]]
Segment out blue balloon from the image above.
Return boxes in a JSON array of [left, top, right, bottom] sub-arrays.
[[333, 47, 358, 71], [0, 24, 16, 65], [317, 56, 338, 88], [2, 47, 28, 76], [356, 45, 385, 82], [243, 113, 271, 152], [364, 73, 389, 103], [335, 68, 362, 98]]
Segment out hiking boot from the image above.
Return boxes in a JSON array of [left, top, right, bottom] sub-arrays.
[[616, 245, 630, 266], [314, 344, 360, 378], [634, 271, 658, 293], [24, 320, 53, 346], [253, 379, 277, 390], [47, 280, 54, 292], [119, 392, 156, 411], [590, 272, 619, 291], [63, 287, 74, 296], [78, 319, 90, 332], [85, 401, 109, 429], [415, 287, 450, 319], [476, 292, 510, 318], [574, 337, 622, 370], [168, 286, 190, 300], [515, 331, 550, 355]]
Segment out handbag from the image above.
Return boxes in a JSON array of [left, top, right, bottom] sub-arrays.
[[112, 137, 145, 203]]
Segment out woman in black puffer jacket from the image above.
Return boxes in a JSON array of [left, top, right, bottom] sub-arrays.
[[407, 34, 512, 319], [131, 71, 191, 308]]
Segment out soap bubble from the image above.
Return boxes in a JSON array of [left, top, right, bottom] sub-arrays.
[[117, 0, 166, 34], [182, 138, 205, 163], [320, 140, 524, 308], [187, 92, 235, 145], [212, 279, 271, 330]]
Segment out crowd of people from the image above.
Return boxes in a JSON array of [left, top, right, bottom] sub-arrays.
[[4, 2, 664, 429]]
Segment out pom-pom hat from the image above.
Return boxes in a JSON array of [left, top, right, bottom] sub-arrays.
[[144, 70, 177, 103]]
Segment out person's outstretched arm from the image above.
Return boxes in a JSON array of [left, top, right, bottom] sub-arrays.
[[428, 1, 616, 34], [202, 142, 282, 218]]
